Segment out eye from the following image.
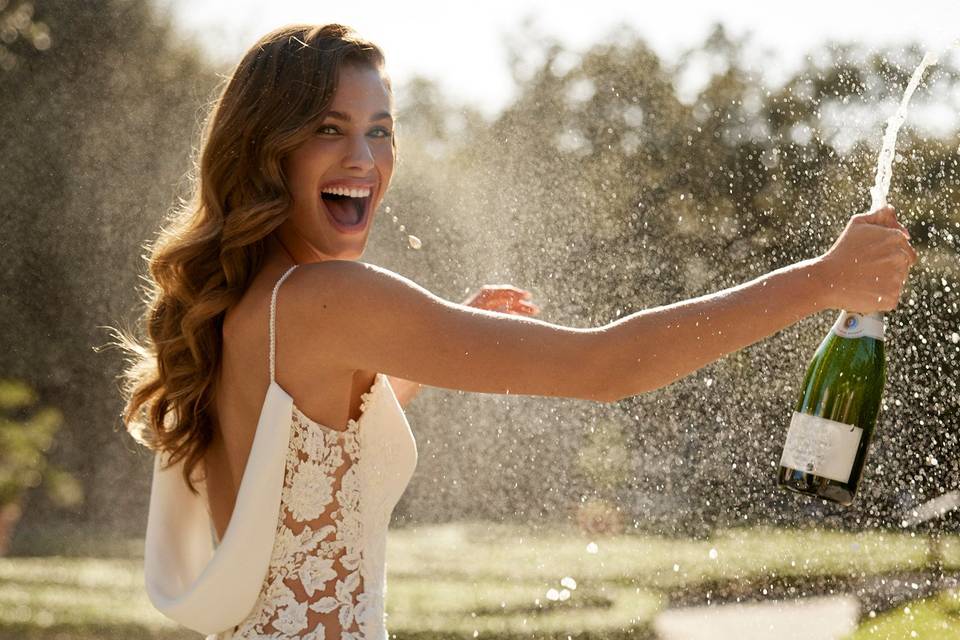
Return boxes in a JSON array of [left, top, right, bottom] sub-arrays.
[[368, 127, 393, 139], [316, 124, 340, 135]]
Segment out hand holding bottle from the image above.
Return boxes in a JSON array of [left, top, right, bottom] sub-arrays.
[[816, 205, 917, 313], [778, 204, 917, 506]]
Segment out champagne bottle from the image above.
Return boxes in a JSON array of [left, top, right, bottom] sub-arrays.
[[777, 311, 886, 506]]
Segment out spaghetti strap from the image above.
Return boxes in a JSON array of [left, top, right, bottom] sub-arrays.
[[269, 264, 299, 384]]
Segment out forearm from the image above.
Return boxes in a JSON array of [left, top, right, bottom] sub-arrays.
[[599, 257, 828, 401]]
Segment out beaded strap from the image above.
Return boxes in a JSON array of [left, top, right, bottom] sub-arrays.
[[269, 265, 299, 384]]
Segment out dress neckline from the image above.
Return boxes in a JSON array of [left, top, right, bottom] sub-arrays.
[[276, 372, 388, 434], [206, 372, 390, 546]]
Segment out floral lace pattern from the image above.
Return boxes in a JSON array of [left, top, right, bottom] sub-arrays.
[[229, 385, 380, 639]]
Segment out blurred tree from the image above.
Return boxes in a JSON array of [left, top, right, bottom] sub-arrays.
[[390, 23, 960, 534], [0, 0, 214, 550], [0, 378, 81, 555], [0, 0, 51, 71]]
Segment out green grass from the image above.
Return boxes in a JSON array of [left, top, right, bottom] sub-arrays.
[[847, 590, 960, 639], [1, 522, 958, 639], [0, 557, 180, 639]]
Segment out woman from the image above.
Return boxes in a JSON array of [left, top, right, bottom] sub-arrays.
[[118, 23, 916, 640]]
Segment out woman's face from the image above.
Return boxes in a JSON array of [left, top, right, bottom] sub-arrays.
[[276, 63, 395, 263]]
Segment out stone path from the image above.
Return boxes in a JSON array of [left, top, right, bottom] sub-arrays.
[[653, 595, 860, 640]]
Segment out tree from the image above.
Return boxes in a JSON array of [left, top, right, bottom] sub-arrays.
[[0, 0, 214, 547]]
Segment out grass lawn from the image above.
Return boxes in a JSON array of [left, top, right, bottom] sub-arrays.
[[847, 590, 960, 639], [0, 521, 957, 639]]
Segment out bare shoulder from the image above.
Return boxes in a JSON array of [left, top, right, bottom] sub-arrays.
[[277, 257, 434, 368], [285, 259, 424, 304], [275, 258, 609, 402], [282, 259, 441, 332]]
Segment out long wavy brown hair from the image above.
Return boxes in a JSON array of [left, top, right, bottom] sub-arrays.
[[113, 24, 389, 494]]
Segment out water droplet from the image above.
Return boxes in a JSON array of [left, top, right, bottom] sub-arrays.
[[407, 234, 422, 250], [708, 548, 718, 560], [586, 542, 599, 554], [560, 576, 577, 590]]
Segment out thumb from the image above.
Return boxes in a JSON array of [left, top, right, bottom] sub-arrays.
[[859, 205, 910, 238]]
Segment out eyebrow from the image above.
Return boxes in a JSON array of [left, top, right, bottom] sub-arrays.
[[325, 110, 393, 123]]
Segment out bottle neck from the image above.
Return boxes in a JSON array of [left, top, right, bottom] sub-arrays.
[[832, 311, 885, 341]]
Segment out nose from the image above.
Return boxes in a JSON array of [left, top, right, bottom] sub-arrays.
[[342, 134, 375, 172]]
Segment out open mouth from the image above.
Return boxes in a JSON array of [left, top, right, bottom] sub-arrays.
[[321, 191, 371, 229]]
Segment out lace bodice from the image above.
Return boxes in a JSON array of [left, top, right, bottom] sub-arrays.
[[144, 264, 417, 640], [226, 379, 388, 639]]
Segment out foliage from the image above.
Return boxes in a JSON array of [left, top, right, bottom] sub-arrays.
[[0, 1, 51, 71], [0, 379, 80, 509], [0, 0, 215, 546], [391, 24, 960, 534], [0, 379, 81, 556]]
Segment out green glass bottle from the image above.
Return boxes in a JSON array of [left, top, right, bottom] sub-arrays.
[[777, 311, 886, 506]]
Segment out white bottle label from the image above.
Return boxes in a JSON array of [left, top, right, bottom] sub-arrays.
[[831, 312, 884, 341], [779, 411, 863, 483]]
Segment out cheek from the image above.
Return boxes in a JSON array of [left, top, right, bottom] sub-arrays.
[[285, 152, 311, 197], [376, 145, 396, 178]]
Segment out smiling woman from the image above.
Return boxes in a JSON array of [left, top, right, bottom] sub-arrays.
[[280, 65, 396, 250], [112, 22, 537, 640], [110, 19, 916, 640]]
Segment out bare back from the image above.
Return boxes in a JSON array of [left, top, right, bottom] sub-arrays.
[[203, 260, 377, 542]]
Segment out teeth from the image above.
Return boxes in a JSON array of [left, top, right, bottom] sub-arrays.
[[321, 186, 372, 198]]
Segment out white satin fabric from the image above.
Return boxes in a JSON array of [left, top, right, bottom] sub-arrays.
[[143, 264, 418, 638]]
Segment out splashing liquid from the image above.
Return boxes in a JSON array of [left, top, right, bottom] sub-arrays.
[[870, 51, 940, 211], [777, 50, 940, 506], [383, 205, 423, 250]]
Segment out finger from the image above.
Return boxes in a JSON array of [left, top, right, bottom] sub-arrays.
[[501, 287, 533, 299], [873, 206, 905, 233], [478, 287, 516, 299], [485, 289, 533, 305], [501, 298, 538, 312], [896, 219, 911, 239], [858, 204, 894, 226], [891, 232, 917, 262], [481, 284, 521, 293], [904, 242, 918, 264]]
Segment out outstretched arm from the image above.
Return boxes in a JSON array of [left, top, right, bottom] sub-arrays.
[[596, 257, 825, 400], [288, 207, 913, 404], [596, 206, 915, 400], [387, 285, 541, 408]]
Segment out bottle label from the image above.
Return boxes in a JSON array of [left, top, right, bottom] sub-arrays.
[[831, 312, 884, 341], [779, 411, 863, 483]]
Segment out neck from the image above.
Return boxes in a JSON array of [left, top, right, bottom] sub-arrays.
[[274, 235, 298, 267]]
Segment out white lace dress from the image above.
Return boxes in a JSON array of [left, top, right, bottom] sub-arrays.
[[144, 265, 418, 639]]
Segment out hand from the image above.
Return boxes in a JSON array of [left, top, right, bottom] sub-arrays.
[[461, 285, 541, 316], [815, 205, 917, 313]]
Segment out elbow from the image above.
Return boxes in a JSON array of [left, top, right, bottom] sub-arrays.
[[592, 384, 623, 404], [594, 383, 650, 404], [586, 327, 625, 404], [590, 365, 658, 404]]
